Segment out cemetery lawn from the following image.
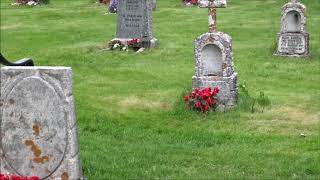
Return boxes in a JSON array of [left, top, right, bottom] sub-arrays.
[[1, 0, 320, 179]]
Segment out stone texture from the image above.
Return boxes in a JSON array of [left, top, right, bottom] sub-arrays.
[[0, 66, 83, 179], [111, 0, 157, 48], [275, 0, 309, 57], [198, 0, 226, 8], [192, 32, 238, 111]]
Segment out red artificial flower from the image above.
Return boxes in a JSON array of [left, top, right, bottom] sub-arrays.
[[184, 86, 219, 113], [11, 175, 21, 180], [29, 177, 39, 180], [195, 102, 202, 108], [213, 87, 220, 94], [191, 0, 197, 5], [0, 174, 9, 180], [0, 174, 39, 180]]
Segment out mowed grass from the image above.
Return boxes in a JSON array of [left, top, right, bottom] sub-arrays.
[[1, 0, 320, 179]]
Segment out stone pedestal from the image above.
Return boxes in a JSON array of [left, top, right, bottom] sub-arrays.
[[275, 0, 309, 57], [0, 67, 84, 179], [192, 32, 237, 111]]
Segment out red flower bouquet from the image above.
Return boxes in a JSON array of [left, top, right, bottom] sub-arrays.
[[0, 174, 39, 180], [184, 86, 219, 113]]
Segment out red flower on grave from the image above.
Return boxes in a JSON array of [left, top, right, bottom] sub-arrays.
[[0, 174, 40, 180], [213, 86, 220, 94], [183, 86, 219, 113], [128, 38, 140, 45]]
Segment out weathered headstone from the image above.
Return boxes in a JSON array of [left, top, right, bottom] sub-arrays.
[[110, 0, 157, 48], [274, 0, 309, 57], [0, 67, 84, 179], [192, 0, 237, 111]]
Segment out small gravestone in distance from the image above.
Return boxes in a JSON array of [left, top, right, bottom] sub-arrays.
[[0, 67, 84, 179], [192, 0, 237, 111], [110, 0, 157, 49], [274, 0, 309, 57]]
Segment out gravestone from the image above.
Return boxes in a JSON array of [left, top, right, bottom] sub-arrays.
[[110, 0, 157, 48], [0, 67, 84, 179], [274, 0, 309, 57], [192, 0, 237, 111]]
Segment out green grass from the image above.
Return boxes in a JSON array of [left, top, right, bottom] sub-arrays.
[[1, 0, 320, 179]]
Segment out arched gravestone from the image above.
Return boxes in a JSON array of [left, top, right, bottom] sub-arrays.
[[201, 44, 223, 76], [192, 0, 237, 111], [283, 11, 301, 32], [275, 0, 309, 57], [0, 67, 84, 179]]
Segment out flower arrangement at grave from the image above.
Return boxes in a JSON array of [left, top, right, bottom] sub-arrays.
[[108, 0, 118, 13], [0, 174, 39, 180], [108, 38, 141, 51], [183, 0, 198, 6], [12, 0, 49, 6], [184, 86, 219, 113]]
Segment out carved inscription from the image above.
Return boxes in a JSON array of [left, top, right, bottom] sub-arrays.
[[117, 0, 151, 39], [278, 34, 306, 54]]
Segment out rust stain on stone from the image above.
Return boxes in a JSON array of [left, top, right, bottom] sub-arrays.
[[33, 156, 49, 164], [223, 63, 227, 69], [32, 124, 40, 136], [61, 172, 69, 180], [24, 139, 50, 164]]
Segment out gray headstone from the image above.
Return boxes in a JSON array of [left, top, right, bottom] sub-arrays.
[[275, 0, 309, 57], [0, 66, 83, 179], [112, 0, 157, 48]]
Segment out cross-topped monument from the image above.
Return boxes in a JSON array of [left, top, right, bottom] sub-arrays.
[[198, 0, 226, 32], [192, 0, 238, 111]]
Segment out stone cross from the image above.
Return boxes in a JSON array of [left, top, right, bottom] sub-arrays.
[[198, 0, 227, 32]]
